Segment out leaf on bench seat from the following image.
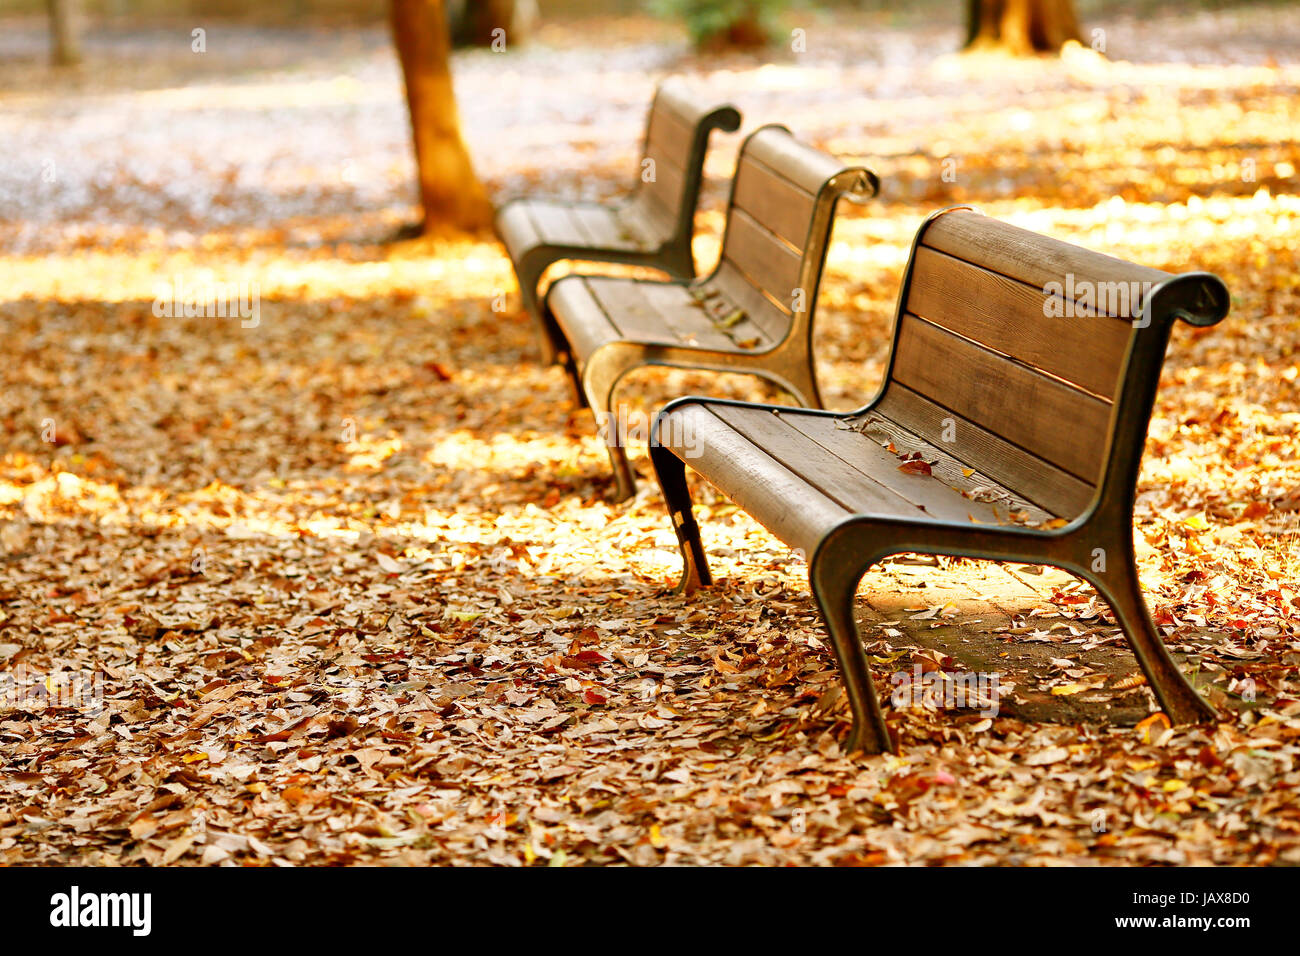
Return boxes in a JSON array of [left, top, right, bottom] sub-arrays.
[[688, 286, 723, 307], [898, 459, 934, 476]]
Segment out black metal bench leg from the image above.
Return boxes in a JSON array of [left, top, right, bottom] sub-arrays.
[[517, 255, 557, 366], [599, 426, 637, 503], [562, 355, 587, 409], [1084, 549, 1217, 725], [581, 352, 637, 502], [537, 299, 586, 407], [809, 546, 893, 754], [649, 442, 712, 593]]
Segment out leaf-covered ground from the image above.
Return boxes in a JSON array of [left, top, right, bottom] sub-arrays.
[[1, 7, 1298, 865]]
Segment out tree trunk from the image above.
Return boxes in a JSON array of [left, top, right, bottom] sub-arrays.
[[390, 0, 492, 234], [964, 0, 1083, 55], [48, 0, 82, 67], [450, 0, 537, 48]]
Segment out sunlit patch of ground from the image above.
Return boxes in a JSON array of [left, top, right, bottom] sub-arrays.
[[0, 7, 1298, 865]]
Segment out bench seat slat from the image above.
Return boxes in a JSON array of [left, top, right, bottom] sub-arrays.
[[566, 204, 636, 249], [496, 201, 545, 262], [876, 385, 1095, 518], [907, 246, 1131, 400], [710, 405, 923, 517], [546, 277, 621, 361], [659, 404, 850, 554], [614, 195, 669, 247], [891, 313, 1112, 484], [636, 280, 773, 350], [777, 410, 1055, 525], [581, 279, 750, 351], [511, 200, 650, 256], [658, 403, 1056, 557], [525, 201, 589, 246], [718, 404, 1044, 525], [703, 262, 793, 344]]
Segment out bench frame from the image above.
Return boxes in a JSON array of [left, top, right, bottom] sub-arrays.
[[495, 80, 741, 365], [544, 125, 878, 501], [651, 206, 1229, 753]]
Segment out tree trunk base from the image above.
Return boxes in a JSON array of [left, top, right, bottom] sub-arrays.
[[699, 17, 770, 53], [963, 0, 1083, 56], [391, 0, 494, 236]]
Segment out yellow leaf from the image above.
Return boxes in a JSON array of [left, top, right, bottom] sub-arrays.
[[649, 824, 666, 848], [1163, 779, 1187, 792], [1051, 682, 1088, 696], [1135, 712, 1171, 743], [182, 751, 209, 763], [1183, 512, 1210, 532]]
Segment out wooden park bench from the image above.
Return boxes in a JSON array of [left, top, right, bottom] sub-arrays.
[[495, 79, 741, 365], [649, 207, 1229, 753], [544, 125, 879, 500]]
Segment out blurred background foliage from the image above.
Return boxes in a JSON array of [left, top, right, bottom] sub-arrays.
[[648, 0, 787, 49]]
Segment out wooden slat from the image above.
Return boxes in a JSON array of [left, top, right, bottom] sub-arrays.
[[525, 202, 586, 246], [730, 156, 815, 253], [922, 211, 1171, 321], [644, 104, 695, 173], [890, 314, 1111, 484], [715, 404, 985, 522], [651, 80, 718, 132], [772, 410, 1053, 525], [907, 246, 1132, 399], [548, 277, 620, 361], [641, 154, 687, 224], [637, 281, 771, 351], [722, 208, 803, 309], [567, 205, 639, 250], [876, 385, 1095, 518], [495, 201, 544, 259], [585, 280, 739, 352], [661, 404, 849, 553], [705, 263, 792, 344], [616, 196, 669, 246], [743, 127, 844, 195]]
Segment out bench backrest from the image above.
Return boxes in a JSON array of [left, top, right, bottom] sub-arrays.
[[878, 208, 1229, 519], [708, 125, 878, 346], [629, 80, 741, 249]]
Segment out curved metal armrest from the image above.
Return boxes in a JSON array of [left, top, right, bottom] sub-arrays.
[[1149, 271, 1231, 328]]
